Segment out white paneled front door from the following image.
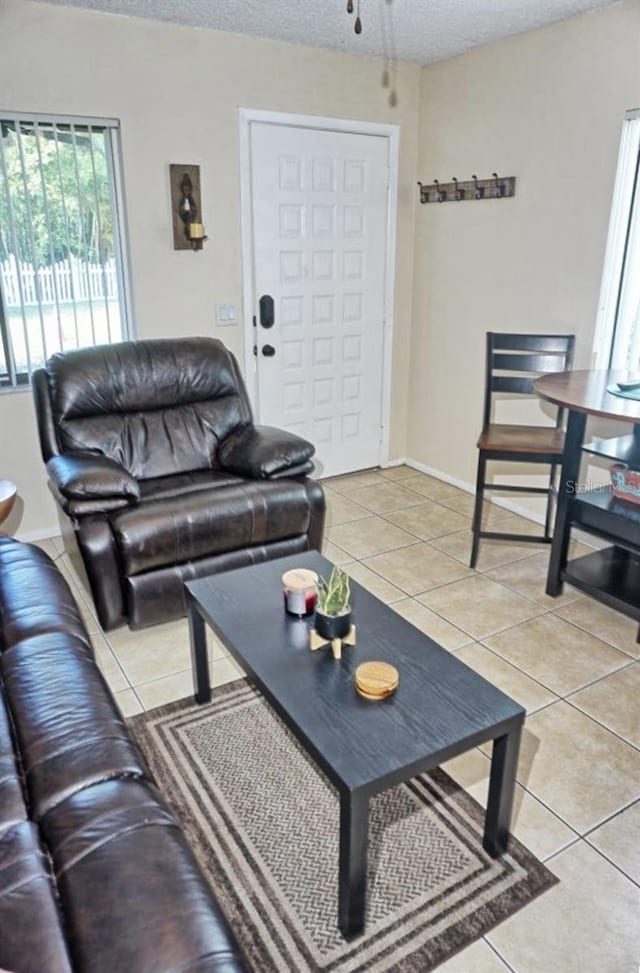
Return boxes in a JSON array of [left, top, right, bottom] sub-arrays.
[[245, 118, 392, 478]]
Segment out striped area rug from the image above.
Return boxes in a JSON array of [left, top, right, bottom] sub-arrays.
[[129, 679, 556, 972]]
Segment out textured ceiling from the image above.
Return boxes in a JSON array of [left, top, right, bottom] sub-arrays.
[[37, 0, 618, 65]]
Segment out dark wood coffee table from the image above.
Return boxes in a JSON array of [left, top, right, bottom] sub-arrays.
[[186, 552, 525, 940]]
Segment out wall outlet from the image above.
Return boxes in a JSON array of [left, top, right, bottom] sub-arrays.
[[216, 302, 237, 325]]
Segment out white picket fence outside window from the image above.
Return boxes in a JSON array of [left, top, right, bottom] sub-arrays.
[[1, 254, 118, 307]]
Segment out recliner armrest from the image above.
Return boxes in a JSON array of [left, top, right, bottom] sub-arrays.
[[47, 453, 140, 503], [218, 425, 315, 479]]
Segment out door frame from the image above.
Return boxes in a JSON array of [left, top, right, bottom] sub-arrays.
[[238, 107, 399, 469]]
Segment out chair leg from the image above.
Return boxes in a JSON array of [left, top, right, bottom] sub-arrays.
[[544, 462, 559, 541], [470, 454, 486, 569]]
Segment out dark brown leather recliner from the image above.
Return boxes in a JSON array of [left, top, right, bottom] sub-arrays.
[[32, 337, 325, 630]]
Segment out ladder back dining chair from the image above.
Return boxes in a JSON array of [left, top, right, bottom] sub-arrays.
[[470, 332, 575, 569]]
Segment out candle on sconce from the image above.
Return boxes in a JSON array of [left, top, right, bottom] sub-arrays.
[[188, 222, 205, 239]]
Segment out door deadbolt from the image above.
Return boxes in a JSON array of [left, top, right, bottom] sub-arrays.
[[261, 344, 276, 357], [259, 295, 275, 328]]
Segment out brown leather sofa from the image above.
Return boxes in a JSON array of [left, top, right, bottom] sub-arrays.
[[0, 535, 248, 973], [32, 337, 325, 630]]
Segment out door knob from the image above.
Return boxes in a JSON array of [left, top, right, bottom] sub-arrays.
[[261, 344, 276, 357]]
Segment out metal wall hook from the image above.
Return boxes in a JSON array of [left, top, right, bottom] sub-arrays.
[[472, 174, 484, 200], [433, 178, 446, 203], [416, 173, 515, 204]]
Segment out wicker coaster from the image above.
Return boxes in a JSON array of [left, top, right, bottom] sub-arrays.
[[354, 661, 399, 700]]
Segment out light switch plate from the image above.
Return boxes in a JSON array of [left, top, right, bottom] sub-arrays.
[[216, 303, 237, 325]]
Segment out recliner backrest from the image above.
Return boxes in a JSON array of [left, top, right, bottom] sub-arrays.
[[37, 338, 253, 480]]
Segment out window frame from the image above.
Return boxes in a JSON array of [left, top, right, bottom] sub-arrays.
[[592, 108, 640, 370], [0, 110, 134, 391]]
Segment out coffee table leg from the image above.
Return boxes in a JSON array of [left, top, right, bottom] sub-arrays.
[[188, 602, 211, 704], [338, 790, 369, 940], [483, 724, 522, 857]]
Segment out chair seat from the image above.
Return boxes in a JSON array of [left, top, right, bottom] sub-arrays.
[[477, 424, 565, 454]]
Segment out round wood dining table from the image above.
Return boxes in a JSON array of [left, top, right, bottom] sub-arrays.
[[535, 369, 640, 615]]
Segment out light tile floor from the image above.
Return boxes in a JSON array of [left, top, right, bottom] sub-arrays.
[[37, 466, 640, 973]]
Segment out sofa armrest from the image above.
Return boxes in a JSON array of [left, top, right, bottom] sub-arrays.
[[218, 425, 315, 479], [47, 453, 140, 503]]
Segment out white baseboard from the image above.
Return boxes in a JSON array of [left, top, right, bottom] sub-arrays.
[[402, 457, 601, 549], [15, 525, 61, 543], [403, 457, 547, 526]]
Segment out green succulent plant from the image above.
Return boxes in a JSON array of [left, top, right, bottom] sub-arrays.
[[316, 566, 351, 617]]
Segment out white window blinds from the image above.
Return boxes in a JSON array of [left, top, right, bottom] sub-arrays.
[[0, 113, 131, 387]]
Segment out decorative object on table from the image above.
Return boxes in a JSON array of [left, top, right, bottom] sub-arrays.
[[417, 172, 516, 204], [311, 565, 354, 659], [282, 568, 318, 616], [0, 479, 17, 526], [354, 661, 399, 700], [170, 164, 207, 251], [610, 463, 640, 504], [607, 381, 640, 401], [309, 624, 356, 661]]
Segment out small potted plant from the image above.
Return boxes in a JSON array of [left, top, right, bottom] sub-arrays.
[[315, 565, 352, 641]]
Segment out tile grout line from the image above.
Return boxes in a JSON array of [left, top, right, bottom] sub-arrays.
[[483, 935, 519, 972], [327, 494, 640, 676], [53, 467, 640, 929], [475, 637, 637, 707]]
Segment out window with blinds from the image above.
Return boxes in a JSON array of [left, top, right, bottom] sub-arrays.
[[0, 113, 131, 387], [593, 109, 640, 371]]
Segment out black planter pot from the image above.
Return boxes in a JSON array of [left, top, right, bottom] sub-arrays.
[[315, 609, 352, 641]]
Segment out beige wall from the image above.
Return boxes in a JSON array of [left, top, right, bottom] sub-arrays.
[[409, 0, 640, 509], [0, 0, 421, 538], [4, 0, 640, 538]]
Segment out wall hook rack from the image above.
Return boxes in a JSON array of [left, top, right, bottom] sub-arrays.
[[417, 172, 516, 204]]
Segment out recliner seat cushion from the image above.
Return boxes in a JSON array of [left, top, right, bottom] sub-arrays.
[[112, 480, 312, 575], [138, 469, 244, 502]]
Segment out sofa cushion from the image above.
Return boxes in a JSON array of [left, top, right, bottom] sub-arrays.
[[0, 685, 27, 835], [0, 821, 73, 973], [47, 338, 253, 480], [0, 538, 88, 650], [42, 778, 246, 973], [1, 633, 148, 820], [111, 480, 313, 575]]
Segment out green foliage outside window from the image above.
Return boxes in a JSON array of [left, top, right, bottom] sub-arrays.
[[0, 122, 114, 267]]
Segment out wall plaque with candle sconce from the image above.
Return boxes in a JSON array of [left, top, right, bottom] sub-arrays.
[[170, 164, 208, 251]]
